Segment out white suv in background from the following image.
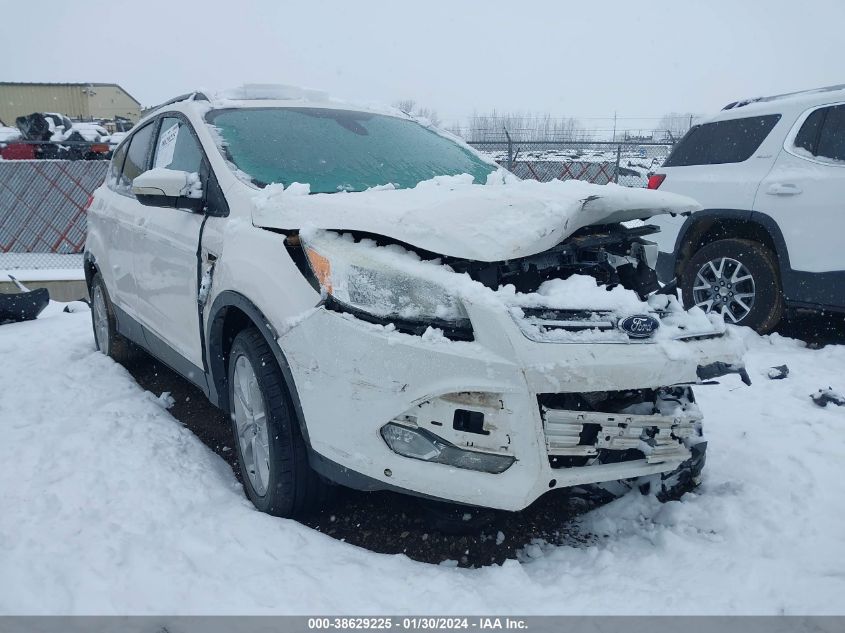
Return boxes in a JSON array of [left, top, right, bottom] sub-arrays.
[[649, 84, 845, 332], [85, 86, 746, 519]]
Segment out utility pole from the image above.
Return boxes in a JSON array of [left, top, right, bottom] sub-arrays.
[[612, 111, 617, 142]]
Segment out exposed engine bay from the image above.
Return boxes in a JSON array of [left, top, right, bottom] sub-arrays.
[[446, 223, 662, 299], [287, 222, 664, 302]]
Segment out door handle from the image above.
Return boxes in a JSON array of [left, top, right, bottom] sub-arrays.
[[135, 217, 147, 227], [766, 183, 802, 195]]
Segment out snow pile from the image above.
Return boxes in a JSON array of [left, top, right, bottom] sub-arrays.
[[253, 174, 701, 262], [2, 308, 844, 614], [505, 275, 726, 342], [108, 131, 128, 147]]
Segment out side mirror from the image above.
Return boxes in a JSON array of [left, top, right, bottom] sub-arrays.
[[132, 168, 204, 212]]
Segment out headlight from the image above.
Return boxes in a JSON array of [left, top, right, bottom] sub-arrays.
[[381, 422, 515, 474], [301, 230, 471, 333]]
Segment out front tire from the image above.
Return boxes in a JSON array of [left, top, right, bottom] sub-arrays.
[[228, 327, 328, 517], [680, 238, 784, 333], [582, 442, 707, 503], [90, 272, 132, 362]]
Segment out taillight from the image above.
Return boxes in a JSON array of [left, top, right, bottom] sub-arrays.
[[83, 194, 94, 211], [90, 143, 110, 153], [647, 173, 666, 190]]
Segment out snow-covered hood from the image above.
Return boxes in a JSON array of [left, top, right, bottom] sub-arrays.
[[252, 174, 701, 262]]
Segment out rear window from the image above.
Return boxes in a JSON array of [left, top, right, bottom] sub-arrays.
[[663, 114, 781, 167]]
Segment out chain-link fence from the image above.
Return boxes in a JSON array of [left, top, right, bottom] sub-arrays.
[[0, 160, 108, 271], [0, 139, 676, 272], [468, 139, 673, 187]]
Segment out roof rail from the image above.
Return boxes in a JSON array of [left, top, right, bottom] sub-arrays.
[[145, 91, 210, 115], [722, 83, 845, 111]]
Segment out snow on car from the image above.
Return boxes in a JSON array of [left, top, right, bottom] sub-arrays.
[[84, 85, 749, 518], [0, 124, 22, 143]]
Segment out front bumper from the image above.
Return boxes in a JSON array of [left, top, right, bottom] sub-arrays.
[[278, 302, 744, 511]]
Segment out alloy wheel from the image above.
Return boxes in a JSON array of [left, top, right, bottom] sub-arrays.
[[232, 354, 271, 495], [92, 285, 110, 354], [692, 257, 756, 324]]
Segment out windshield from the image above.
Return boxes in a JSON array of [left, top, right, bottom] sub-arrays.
[[206, 107, 495, 193]]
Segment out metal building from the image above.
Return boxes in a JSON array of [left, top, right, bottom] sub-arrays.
[[0, 83, 142, 124]]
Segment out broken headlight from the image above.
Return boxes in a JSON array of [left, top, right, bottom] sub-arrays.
[[301, 230, 472, 333]]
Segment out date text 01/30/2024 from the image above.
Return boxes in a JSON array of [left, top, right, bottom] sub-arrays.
[[307, 617, 529, 630]]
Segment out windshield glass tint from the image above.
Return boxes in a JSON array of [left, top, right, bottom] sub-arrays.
[[206, 107, 495, 193], [664, 114, 781, 166]]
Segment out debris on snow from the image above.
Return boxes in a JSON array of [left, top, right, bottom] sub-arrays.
[[767, 365, 789, 380], [62, 301, 90, 314], [151, 391, 176, 410], [810, 388, 845, 407]]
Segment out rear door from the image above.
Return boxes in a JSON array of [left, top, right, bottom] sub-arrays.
[[95, 121, 157, 315], [131, 115, 207, 370], [754, 103, 845, 272]]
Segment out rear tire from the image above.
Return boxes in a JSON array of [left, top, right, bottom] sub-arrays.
[[90, 272, 133, 362], [680, 238, 784, 333], [228, 327, 329, 517]]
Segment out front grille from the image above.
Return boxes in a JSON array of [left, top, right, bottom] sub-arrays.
[[519, 308, 617, 332], [513, 307, 724, 342]]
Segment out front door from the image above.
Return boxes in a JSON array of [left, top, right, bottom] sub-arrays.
[[131, 116, 207, 370]]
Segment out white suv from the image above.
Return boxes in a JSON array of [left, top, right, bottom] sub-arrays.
[[85, 86, 746, 518], [649, 84, 845, 332]]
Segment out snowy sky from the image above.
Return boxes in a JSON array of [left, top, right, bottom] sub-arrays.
[[2, 0, 843, 130]]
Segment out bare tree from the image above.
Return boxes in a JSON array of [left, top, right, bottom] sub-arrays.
[[462, 110, 585, 142], [393, 99, 416, 114], [392, 100, 441, 127], [656, 113, 698, 141]]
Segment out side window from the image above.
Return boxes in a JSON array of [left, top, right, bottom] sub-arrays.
[[152, 117, 203, 174], [107, 142, 128, 190], [816, 105, 845, 163], [793, 108, 825, 155], [793, 105, 845, 163], [119, 122, 156, 195]]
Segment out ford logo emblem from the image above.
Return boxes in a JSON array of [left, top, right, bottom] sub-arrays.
[[619, 314, 660, 338]]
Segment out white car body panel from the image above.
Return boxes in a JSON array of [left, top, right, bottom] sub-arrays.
[[278, 306, 742, 510], [86, 94, 747, 511], [88, 186, 142, 313], [754, 101, 845, 272], [131, 206, 206, 367]]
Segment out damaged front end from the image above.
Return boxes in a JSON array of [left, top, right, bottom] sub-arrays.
[[540, 386, 708, 500], [278, 218, 746, 510], [447, 222, 663, 300]]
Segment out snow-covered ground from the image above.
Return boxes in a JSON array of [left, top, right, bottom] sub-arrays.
[[1, 306, 844, 615]]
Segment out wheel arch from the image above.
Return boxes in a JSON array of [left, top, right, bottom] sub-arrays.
[[673, 209, 791, 280], [206, 290, 312, 445]]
